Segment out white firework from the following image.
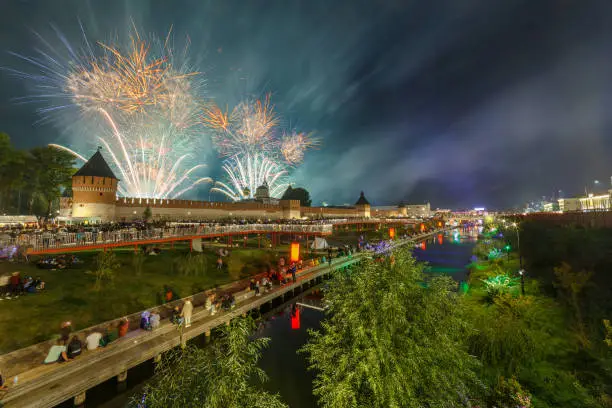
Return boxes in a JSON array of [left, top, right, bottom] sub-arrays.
[[211, 153, 288, 201]]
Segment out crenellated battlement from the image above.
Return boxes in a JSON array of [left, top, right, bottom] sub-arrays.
[[115, 197, 284, 211]]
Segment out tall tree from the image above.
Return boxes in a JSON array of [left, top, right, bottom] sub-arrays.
[[281, 186, 311, 206], [27, 147, 75, 221], [302, 249, 479, 408], [135, 317, 287, 408], [0, 133, 21, 211]]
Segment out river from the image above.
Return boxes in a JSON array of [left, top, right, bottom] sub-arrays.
[[58, 228, 478, 408], [255, 228, 478, 408]]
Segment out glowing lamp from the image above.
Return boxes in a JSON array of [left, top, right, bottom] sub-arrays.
[[437, 221, 442, 227], [389, 227, 396, 239], [420, 223, 425, 232], [290, 242, 300, 263]]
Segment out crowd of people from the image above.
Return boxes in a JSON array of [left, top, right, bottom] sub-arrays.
[[0, 216, 411, 251], [43, 319, 130, 365], [1, 224, 438, 384], [0, 271, 45, 299]]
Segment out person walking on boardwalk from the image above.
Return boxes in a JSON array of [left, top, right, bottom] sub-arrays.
[[182, 298, 193, 328]]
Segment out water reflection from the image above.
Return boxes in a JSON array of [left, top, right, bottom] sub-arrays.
[[412, 227, 479, 282], [255, 293, 325, 408]]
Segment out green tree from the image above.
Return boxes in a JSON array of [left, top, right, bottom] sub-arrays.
[[0, 134, 28, 213], [302, 249, 479, 408], [28, 147, 75, 221], [91, 251, 120, 290], [280, 185, 311, 206], [143, 205, 152, 221], [132, 251, 146, 276], [136, 317, 287, 408], [553, 262, 592, 347], [605, 320, 612, 348]]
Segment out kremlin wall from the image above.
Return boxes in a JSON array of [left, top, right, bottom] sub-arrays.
[[61, 150, 429, 222]]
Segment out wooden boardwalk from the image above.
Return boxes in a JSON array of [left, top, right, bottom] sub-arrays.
[[0, 232, 442, 408]]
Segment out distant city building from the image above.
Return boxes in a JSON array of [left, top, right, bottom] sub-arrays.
[[558, 197, 580, 212], [557, 191, 612, 213], [541, 201, 560, 212], [578, 193, 611, 211], [372, 202, 431, 218]]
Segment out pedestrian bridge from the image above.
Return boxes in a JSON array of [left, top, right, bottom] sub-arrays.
[[4, 218, 432, 255]]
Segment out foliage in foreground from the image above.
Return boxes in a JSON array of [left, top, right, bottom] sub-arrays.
[[134, 317, 287, 408], [467, 224, 612, 407], [302, 249, 480, 408]]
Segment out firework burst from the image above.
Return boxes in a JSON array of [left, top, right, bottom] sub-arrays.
[[8, 23, 209, 199], [210, 153, 288, 201], [203, 94, 315, 201], [202, 94, 278, 157], [280, 130, 319, 166]]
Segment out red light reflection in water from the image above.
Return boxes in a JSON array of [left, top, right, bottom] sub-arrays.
[[437, 234, 443, 245], [420, 241, 426, 250], [291, 308, 301, 330]]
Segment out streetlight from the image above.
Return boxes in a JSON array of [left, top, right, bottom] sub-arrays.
[[518, 269, 525, 295], [511, 222, 523, 268]]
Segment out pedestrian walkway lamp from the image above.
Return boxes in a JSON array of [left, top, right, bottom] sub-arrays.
[[519, 269, 525, 296], [389, 227, 396, 240]]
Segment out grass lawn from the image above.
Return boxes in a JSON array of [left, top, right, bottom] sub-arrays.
[[0, 244, 289, 354], [0, 227, 390, 354]]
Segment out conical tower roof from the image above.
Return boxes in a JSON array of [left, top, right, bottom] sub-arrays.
[[355, 191, 370, 205], [73, 149, 118, 179]]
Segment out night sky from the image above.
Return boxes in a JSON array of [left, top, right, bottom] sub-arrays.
[[1, 0, 611, 209]]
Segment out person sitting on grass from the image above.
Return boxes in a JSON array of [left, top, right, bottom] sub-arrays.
[[22, 276, 34, 293], [34, 276, 45, 291]]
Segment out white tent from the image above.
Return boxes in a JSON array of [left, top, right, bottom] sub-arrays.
[[310, 237, 329, 250]]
